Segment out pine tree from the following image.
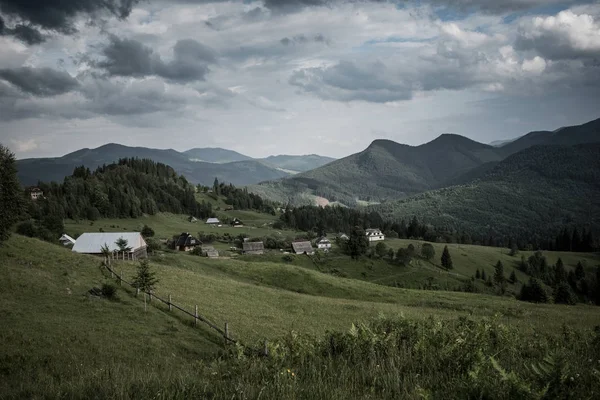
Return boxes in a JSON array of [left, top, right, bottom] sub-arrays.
[[571, 228, 581, 252], [509, 270, 517, 284], [441, 245, 453, 270], [475, 269, 481, 280], [575, 261, 585, 280], [132, 259, 159, 293], [481, 270, 487, 281], [554, 258, 567, 285], [553, 282, 576, 305], [0, 144, 23, 244], [519, 278, 549, 303], [494, 260, 505, 285], [115, 237, 132, 252]]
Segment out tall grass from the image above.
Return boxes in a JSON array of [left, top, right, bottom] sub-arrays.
[[4, 316, 599, 399]]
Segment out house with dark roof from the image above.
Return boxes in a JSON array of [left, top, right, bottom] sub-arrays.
[[292, 241, 314, 255], [174, 232, 201, 252], [242, 241, 264, 255], [231, 218, 244, 227]]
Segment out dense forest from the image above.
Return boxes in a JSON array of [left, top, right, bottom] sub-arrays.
[[197, 178, 277, 214], [278, 205, 598, 253], [28, 158, 214, 221]]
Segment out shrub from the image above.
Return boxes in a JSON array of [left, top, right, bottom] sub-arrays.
[[519, 278, 549, 303], [421, 243, 435, 260], [16, 221, 36, 237], [553, 282, 576, 305], [141, 225, 155, 238], [101, 283, 117, 299], [282, 255, 293, 263], [190, 247, 204, 256]]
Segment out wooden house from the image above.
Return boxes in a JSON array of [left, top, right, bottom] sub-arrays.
[[30, 187, 43, 200], [242, 241, 264, 255], [58, 234, 76, 247], [174, 232, 201, 252], [231, 218, 244, 227], [292, 241, 314, 255], [206, 217, 220, 225], [202, 245, 219, 258]]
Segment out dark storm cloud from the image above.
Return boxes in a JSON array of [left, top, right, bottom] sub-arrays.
[[97, 36, 217, 82], [0, 0, 140, 44], [280, 34, 329, 46], [0, 67, 79, 96]]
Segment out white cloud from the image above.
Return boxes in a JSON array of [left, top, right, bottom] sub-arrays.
[[522, 56, 546, 73], [11, 138, 38, 152]]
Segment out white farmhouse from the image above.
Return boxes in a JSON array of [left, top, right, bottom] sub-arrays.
[[316, 237, 332, 250], [366, 229, 385, 242]]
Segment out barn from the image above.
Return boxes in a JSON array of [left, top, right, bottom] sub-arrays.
[[292, 241, 314, 255], [72, 232, 148, 259], [242, 241, 264, 255]]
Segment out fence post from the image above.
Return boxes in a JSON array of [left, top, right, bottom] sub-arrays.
[[264, 340, 269, 357], [149, 291, 153, 302], [144, 292, 147, 312], [195, 305, 198, 327], [119, 268, 123, 286], [224, 322, 229, 344], [136, 287, 139, 297], [169, 294, 172, 312]]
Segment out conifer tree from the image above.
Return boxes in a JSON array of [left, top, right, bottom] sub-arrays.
[[0, 144, 23, 244], [441, 245, 453, 270], [494, 260, 505, 285], [475, 269, 481, 280], [481, 270, 487, 281], [132, 259, 159, 293], [554, 258, 567, 285], [509, 270, 517, 284], [575, 261, 585, 280]]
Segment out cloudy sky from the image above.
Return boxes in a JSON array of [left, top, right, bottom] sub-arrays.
[[1, 0, 599, 159]]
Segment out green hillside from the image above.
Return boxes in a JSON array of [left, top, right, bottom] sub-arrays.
[[184, 147, 252, 163], [374, 144, 600, 238], [260, 154, 336, 173], [2, 233, 600, 398]]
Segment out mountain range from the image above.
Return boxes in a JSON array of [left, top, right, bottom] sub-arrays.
[[250, 118, 600, 206], [16, 145, 335, 187]]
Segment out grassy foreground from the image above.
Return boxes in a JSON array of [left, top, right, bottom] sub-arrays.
[[1, 235, 599, 398]]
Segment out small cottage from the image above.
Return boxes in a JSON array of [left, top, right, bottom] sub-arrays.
[[242, 241, 264, 255], [72, 232, 147, 259], [337, 233, 349, 241], [366, 229, 385, 242], [174, 232, 201, 252], [315, 237, 331, 250], [231, 218, 244, 228], [206, 217, 220, 225], [292, 241, 314, 255], [188, 216, 198, 223], [58, 234, 76, 247]]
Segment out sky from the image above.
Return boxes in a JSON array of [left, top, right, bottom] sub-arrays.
[[0, 0, 599, 159]]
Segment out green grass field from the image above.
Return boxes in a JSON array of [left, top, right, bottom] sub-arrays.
[[2, 233, 600, 398]]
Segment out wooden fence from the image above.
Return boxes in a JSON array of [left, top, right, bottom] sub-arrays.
[[102, 261, 237, 345]]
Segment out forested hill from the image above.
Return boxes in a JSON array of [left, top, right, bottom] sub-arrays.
[[373, 144, 600, 240], [32, 159, 214, 220]]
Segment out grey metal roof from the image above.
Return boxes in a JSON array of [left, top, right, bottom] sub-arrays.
[[59, 234, 76, 244], [206, 218, 220, 224], [72, 232, 147, 254], [292, 241, 314, 254], [243, 242, 264, 251]]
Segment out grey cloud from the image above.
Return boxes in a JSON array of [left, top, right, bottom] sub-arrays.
[[280, 34, 329, 46], [0, 0, 140, 44], [97, 36, 217, 82], [289, 60, 413, 102], [0, 67, 79, 96]]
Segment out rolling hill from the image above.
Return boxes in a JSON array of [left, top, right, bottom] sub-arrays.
[[373, 143, 600, 238], [184, 147, 252, 163], [16, 144, 289, 187], [251, 117, 600, 206], [17, 144, 335, 187]]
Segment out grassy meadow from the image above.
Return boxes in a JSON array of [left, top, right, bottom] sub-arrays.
[[2, 211, 600, 398]]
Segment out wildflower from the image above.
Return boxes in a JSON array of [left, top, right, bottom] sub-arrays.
[[291, 372, 295, 377], [287, 369, 291, 373]]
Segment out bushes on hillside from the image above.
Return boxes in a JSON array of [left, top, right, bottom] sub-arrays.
[[519, 278, 549, 303]]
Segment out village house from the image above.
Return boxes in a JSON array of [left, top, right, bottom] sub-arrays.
[[292, 241, 314, 255], [366, 229, 385, 242], [201, 245, 219, 258], [174, 232, 201, 252], [315, 237, 332, 250], [206, 217, 220, 226], [188, 216, 198, 223], [242, 241, 264, 255], [230, 218, 244, 228], [337, 233, 349, 241], [58, 234, 76, 247], [29, 188, 43, 200], [72, 232, 148, 259]]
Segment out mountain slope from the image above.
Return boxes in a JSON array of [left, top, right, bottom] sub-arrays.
[[259, 154, 335, 172], [16, 144, 289, 186], [184, 147, 252, 163], [498, 118, 600, 157], [253, 134, 503, 205], [373, 143, 600, 237]]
